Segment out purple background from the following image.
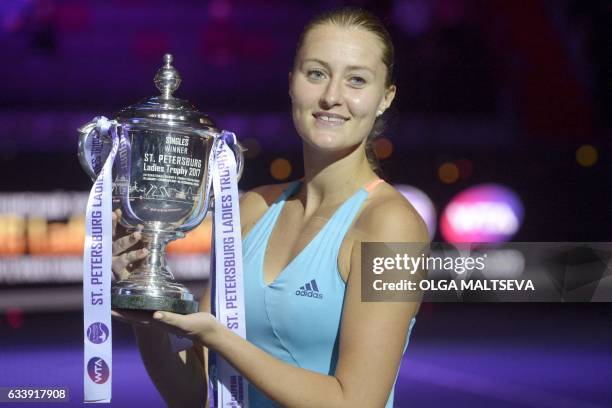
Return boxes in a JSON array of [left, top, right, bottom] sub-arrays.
[[1, 0, 611, 407]]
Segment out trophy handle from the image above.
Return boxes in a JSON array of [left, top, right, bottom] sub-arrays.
[[231, 138, 246, 182], [178, 131, 245, 233], [78, 118, 143, 229], [77, 117, 112, 180], [77, 120, 101, 181], [177, 134, 219, 233]]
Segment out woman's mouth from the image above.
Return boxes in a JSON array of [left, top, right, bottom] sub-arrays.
[[313, 112, 349, 128]]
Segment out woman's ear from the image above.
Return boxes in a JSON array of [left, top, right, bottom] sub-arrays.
[[379, 84, 397, 113], [288, 71, 293, 100]]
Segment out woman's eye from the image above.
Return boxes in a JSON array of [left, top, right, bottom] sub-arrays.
[[307, 69, 326, 80], [349, 76, 366, 87]]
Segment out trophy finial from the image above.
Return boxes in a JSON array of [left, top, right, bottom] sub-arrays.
[[154, 53, 181, 99]]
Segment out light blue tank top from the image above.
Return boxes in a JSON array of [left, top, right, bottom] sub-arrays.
[[242, 180, 416, 407]]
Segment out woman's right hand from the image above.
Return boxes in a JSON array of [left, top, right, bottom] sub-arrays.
[[111, 209, 159, 327], [111, 209, 148, 281]]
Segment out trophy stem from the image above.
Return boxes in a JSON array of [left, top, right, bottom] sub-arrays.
[[138, 230, 176, 280], [111, 229, 198, 314]]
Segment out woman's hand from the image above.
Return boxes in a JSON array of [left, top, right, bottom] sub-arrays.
[[151, 311, 222, 346], [111, 209, 148, 281], [111, 307, 222, 350], [112, 308, 223, 348], [111, 208, 152, 326]]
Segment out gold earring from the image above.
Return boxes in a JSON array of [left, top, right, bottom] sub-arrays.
[[376, 110, 383, 117]]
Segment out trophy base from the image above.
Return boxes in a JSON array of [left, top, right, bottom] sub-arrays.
[[112, 293, 198, 315]]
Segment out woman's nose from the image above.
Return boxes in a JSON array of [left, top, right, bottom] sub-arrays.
[[320, 80, 343, 108]]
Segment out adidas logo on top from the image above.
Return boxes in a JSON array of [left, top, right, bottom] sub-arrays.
[[295, 279, 323, 299]]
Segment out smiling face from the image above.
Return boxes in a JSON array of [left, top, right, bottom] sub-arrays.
[[290, 24, 396, 154]]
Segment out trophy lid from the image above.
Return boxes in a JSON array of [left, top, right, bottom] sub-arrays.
[[116, 54, 217, 131]]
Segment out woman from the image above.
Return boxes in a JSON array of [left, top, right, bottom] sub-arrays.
[[113, 7, 428, 408]]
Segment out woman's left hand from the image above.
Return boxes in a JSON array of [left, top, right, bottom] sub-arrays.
[[151, 311, 221, 346]]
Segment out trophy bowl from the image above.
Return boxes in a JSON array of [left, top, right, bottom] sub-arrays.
[[78, 54, 244, 314]]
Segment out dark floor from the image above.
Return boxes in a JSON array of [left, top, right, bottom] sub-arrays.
[[1, 303, 611, 407]]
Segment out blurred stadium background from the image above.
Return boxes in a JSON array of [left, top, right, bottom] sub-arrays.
[[0, 0, 610, 406]]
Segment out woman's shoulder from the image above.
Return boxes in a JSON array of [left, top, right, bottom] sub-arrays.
[[354, 182, 429, 242], [240, 181, 294, 209], [239, 181, 294, 235]]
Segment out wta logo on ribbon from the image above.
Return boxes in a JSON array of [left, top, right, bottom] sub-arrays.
[[87, 357, 110, 384], [86, 322, 109, 344]]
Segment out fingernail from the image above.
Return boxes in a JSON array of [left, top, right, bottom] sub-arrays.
[[153, 312, 164, 320]]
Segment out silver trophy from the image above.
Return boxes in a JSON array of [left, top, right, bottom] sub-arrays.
[[77, 54, 244, 314]]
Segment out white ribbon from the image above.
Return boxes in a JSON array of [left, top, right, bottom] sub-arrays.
[[83, 117, 119, 403], [209, 132, 249, 407]]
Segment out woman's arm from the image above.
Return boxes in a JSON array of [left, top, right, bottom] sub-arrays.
[[155, 198, 428, 408], [132, 324, 206, 408]]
